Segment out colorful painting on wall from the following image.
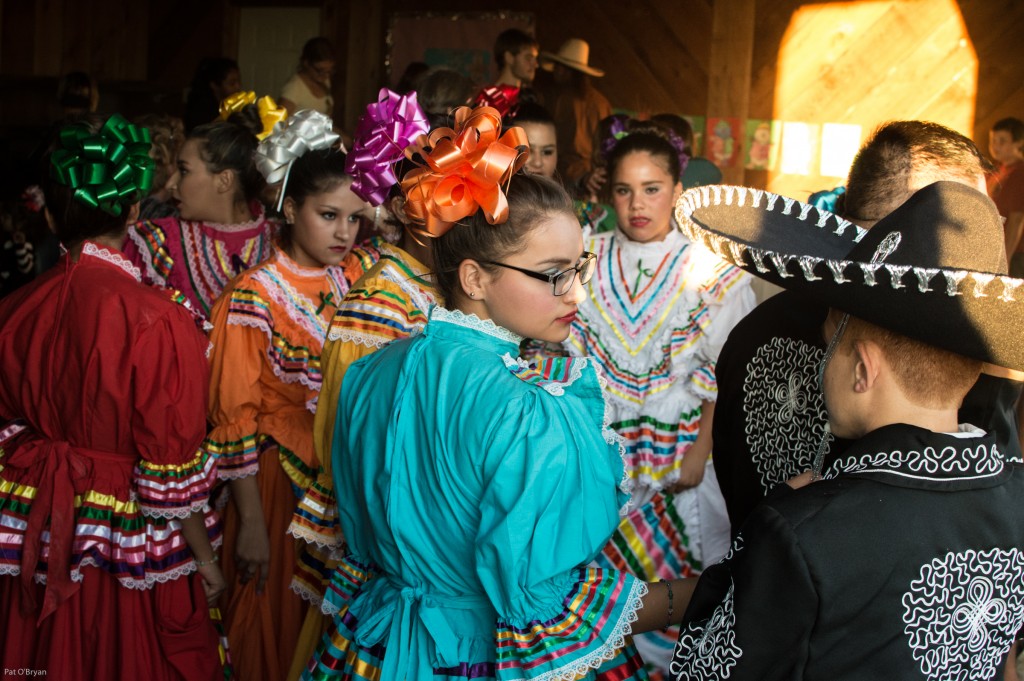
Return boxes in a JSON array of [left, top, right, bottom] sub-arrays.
[[705, 117, 741, 168], [744, 119, 780, 170]]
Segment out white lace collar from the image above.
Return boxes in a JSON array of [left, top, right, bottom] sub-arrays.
[[81, 241, 142, 282], [429, 306, 523, 345]]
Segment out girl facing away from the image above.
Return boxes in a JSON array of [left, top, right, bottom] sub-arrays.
[[303, 107, 695, 681], [124, 118, 275, 319], [0, 115, 224, 680], [203, 113, 361, 681], [565, 122, 755, 675]]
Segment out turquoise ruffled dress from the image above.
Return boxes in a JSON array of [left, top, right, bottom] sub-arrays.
[[304, 307, 650, 681]]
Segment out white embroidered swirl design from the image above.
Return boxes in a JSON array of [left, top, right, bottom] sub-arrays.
[[902, 548, 1024, 681], [744, 338, 826, 491], [670, 583, 741, 680], [823, 443, 1004, 482], [430, 306, 523, 344]]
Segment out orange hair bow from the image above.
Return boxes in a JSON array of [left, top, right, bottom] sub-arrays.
[[400, 106, 529, 238]]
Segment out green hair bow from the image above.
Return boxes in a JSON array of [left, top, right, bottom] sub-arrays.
[[49, 114, 155, 217]]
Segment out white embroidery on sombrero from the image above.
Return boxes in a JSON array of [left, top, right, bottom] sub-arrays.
[[700, 185, 712, 205], [871, 231, 902, 263], [770, 253, 794, 278], [916, 268, 940, 293], [886, 264, 911, 289], [945, 270, 969, 296], [765, 193, 780, 212], [781, 197, 796, 215], [749, 247, 771, 274], [751, 189, 765, 207], [798, 203, 814, 221], [834, 217, 854, 237], [999, 278, 1023, 302], [713, 185, 724, 204], [815, 211, 831, 229], [861, 262, 883, 286], [723, 185, 736, 205], [798, 256, 823, 281], [972, 273, 995, 298], [902, 548, 1024, 681], [736, 187, 747, 207], [827, 259, 851, 284]]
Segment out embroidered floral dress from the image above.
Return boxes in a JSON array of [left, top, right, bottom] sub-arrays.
[[0, 242, 222, 680], [204, 245, 348, 681], [286, 242, 436, 681], [565, 226, 754, 672], [124, 205, 276, 318], [304, 308, 649, 681], [672, 424, 1024, 681]]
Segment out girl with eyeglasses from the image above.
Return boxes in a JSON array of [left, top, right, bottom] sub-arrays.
[[303, 107, 691, 681], [280, 38, 336, 117], [564, 121, 755, 674]]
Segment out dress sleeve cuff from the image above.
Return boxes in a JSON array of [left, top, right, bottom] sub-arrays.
[[494, 567, 648, 681], [320, 554, 378, 615], [133, 448, 217, 518], [690, 361, 718, 401], [203, 426, 260, 480]]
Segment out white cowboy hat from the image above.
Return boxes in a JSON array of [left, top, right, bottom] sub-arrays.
[[540, 39, 605, 77]]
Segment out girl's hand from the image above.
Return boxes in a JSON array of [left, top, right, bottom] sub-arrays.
[[235, 517, 270, 594], [198, 561, 227, 605], [666, 451, 706, 493], [585, 167, 608, 201]]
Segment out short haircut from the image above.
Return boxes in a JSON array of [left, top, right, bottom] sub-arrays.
[[843, 121, 989, 223], [993, 117, 1024, 143], [838, 313, 982, 409], [494, 29, 537, 69], [301, 37, 334, 65]]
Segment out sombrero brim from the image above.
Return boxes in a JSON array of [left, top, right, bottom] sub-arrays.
[[675, 184, 1024, 370], [539, 52, 605, 77]]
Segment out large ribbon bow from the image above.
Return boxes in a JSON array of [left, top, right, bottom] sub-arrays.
[[219, 91, 288, 140], [472, 84, 520, 119], [346, 88, 429, 206], [49, 114, 155, 217], [400, 105, 529, 239], [255, 109, 340, 210]]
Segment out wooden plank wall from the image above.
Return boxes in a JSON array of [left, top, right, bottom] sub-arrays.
[[1, 0, 1023, 199]]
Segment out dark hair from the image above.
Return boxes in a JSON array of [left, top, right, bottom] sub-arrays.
[[184, 57, 239, 132], [993, 117, 1024, 143], [512, 102, 555, 127], [395, 61, 430, 94], [843, 120, 989, 223], [188, 120, 264, 203], [42, 115, 134, 244], [650, 113, 694, 157], [494, 29, 537, 69], [431, 172, 573, 306], [606, 122, 682, 185], [300, 37, 335, 66], [416, 68, 476, 129], [57, 71, 95, 111]]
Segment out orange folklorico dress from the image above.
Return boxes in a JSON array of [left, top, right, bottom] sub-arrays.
[[203, 245, 348, 681]]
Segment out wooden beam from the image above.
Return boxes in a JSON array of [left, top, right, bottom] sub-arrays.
[[707, 0, 755, 185]]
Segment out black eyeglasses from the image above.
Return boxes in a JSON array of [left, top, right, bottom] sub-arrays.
[[482, 252, 596, 296]]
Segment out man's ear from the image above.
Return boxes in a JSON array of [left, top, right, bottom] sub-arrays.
[[853, 339, 883, 393]]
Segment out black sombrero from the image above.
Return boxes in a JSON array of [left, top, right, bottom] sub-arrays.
[[675, 181, 1024, 370]]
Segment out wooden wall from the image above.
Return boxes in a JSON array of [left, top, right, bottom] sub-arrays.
[[2, 0, 1023, 199]]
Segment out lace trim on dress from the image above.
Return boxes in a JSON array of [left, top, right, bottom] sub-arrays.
[[430, 306, 524, 344], [529, 579, 649, 681], [326, 328, 393, 348], [138, 498, 211, 520], [500, 354, 588, 397], [82, 242, 143, 282], [125, 225, 167, 285], [594, 368, 634, 516]]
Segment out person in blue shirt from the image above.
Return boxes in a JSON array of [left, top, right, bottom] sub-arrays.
[[303, 106, 692, 681]]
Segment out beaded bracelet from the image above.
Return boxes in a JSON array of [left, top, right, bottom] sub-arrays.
[[665, 580, 675, 629], [195, 554, 219, 568]]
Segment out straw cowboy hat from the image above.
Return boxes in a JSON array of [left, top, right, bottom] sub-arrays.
[[675, 181, 1024, 370], [540, 39, 605, 77]]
